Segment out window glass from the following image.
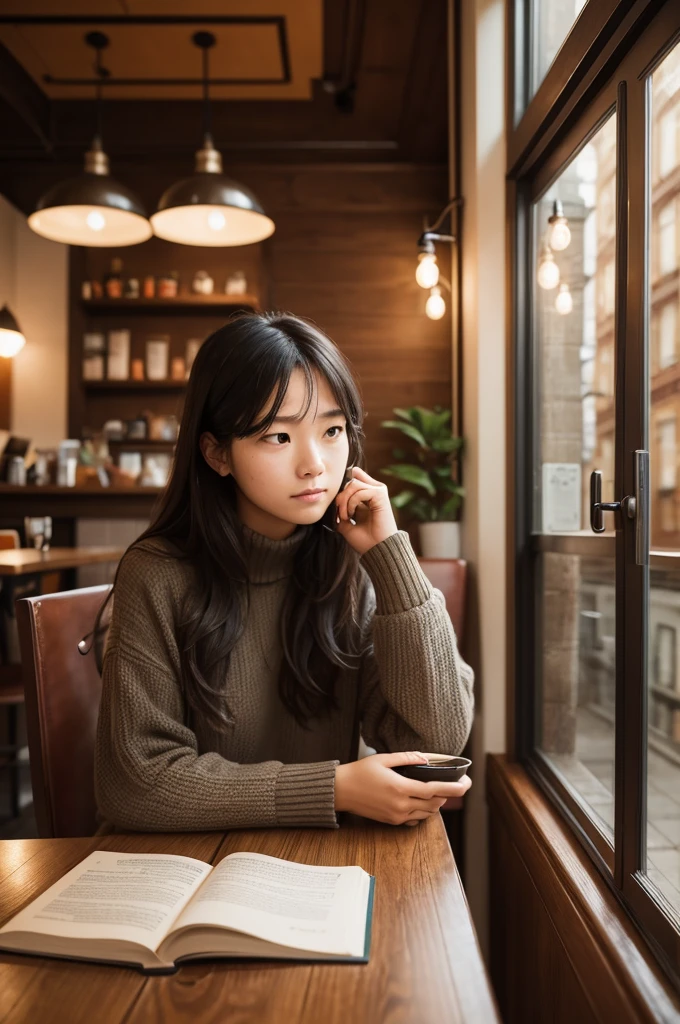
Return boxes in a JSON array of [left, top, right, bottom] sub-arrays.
[[530, 0, 588, 101], [646, 39, 680, 923], [533, 114, 617, 832]]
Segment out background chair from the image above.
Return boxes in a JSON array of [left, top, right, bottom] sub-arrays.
[[16, 584, 111, 837], [0, 527, 22, 820]]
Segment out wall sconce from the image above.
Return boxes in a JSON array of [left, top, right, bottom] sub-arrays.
[[416, 197, 463, 319], [0, 306, 26, 358]]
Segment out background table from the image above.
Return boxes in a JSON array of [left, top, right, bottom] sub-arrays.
[[0, 814, 499, 1024], [0, 547, 125, 576]]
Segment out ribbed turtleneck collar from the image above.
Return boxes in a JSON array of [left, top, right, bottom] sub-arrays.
[[241, 522, 311, 584]]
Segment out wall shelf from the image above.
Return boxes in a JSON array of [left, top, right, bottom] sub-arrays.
[[82, 380, 187, 391], [82, 296, 258, 314]]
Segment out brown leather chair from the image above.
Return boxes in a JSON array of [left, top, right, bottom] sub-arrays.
[[16, 584, 111, 838], [417, 558, 468, 833], [417, 558, 467, 647]]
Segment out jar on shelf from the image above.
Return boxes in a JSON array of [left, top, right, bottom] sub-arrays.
[[104, 257, 123, 299]]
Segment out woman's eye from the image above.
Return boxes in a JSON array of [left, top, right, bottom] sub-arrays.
[[326, 425, 344, 438], [263, 432, 290, 445]]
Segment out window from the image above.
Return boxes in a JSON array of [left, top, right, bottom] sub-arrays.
[[532, 114, 617, 835], [658, 418, 677, 491], [512, 0, 680, 978], [658, 302, 678, 370], [659, 202, 677, 278], [659, 109, 678, 180], [530, 0, 588, 101]]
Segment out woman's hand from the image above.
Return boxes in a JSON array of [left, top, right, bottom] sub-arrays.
[[334, 751, 472, 826], [335, 466, 399, 556]]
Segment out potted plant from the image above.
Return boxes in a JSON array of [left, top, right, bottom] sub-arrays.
[[380, 405, 464, 558]]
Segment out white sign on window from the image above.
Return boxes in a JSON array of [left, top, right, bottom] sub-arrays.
[[542, 463, 582, 533]]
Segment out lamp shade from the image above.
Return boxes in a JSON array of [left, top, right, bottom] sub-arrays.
[[0, 305, 26, 358], [28, 142, 152, 247], [150, 138, 274, 247]]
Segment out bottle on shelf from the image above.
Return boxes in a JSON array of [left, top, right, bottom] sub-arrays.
[[104, 257, 124, 299]]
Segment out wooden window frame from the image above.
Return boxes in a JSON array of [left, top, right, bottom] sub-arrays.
[[507, 0, 680, 988]]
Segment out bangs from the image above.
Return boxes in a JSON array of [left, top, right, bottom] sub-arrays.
[[236, 336, 363, 442]]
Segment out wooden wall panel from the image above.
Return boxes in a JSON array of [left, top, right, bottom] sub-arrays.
[[259, 164, 453, 498]]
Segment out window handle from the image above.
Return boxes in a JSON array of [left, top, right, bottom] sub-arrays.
[[589, 453, 648, 564], [589, 470, 625, 532]]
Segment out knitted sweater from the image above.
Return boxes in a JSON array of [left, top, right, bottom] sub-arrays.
[[94, 525, 474, 832]]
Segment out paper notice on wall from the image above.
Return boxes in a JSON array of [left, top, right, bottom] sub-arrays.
[[542, 463, 581, 533]]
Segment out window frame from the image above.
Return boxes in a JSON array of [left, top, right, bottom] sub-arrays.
[[508, 0, 680, 985]]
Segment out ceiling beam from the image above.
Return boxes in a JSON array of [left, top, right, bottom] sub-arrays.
[[0, 42, 51, 152]]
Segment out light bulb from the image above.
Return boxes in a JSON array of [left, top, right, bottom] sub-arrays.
[[208, 209, 226, 232], [548, 200, 571, 251], [416, 252, 439, 289], [425, 286, 446, 320], [555, 282, 573, 315], [537, 248, 560, 290], [549, 218, 571, 251], [86, 210, 106, 232], [0, 329, 26, 358]]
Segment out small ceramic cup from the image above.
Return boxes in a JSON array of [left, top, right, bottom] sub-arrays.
[[391, 753, 472, 783]]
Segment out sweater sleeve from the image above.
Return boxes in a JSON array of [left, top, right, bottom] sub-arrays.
[[356, 531, 474, 756], [94, 545, 339, 832]]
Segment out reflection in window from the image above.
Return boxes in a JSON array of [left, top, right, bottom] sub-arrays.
[[530, 0, 588, 102], [647, 40, 680, 925], [659, 203, 677, 277], [533, 115, 618, 834]]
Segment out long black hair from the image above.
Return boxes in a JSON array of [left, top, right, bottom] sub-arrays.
[[90, 311, 369, 732]]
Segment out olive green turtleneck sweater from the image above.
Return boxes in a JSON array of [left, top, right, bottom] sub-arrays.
[[94, 525, 474, 833]]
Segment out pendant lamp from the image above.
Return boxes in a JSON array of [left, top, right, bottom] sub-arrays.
[[151, 32, 275, 247], [28, 32, 151, 248], [0, 306, 26, 358]]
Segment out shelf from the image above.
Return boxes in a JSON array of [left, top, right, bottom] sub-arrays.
[[81, 295, 258, 314], [107, 439, 176, 451], [82, 380, 186, 391]]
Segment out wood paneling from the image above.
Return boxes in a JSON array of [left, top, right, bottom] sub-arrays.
[[487, 755, 680, 1023]]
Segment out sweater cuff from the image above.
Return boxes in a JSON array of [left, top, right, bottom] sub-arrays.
[[275, 760, 340, 828], [360, 530, 433, 615]]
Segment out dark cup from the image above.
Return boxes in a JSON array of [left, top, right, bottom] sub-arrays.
[[392, 755, 472, 783]]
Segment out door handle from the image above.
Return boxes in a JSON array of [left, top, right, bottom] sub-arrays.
[[589, 452, 648, 565]]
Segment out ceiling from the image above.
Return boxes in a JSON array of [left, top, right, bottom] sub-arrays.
[[0, 0, 449, 213], [0, 1, 322, 100]]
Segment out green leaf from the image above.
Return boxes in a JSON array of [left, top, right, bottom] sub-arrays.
[[439, 479, 465, 496], [393, 407, 417, 424], [392, 447, 407, 460], [431, 436, 463, 454], [382, 464, 436, 496], [380, 420, 428, 448], [390, 489, 416, 509]]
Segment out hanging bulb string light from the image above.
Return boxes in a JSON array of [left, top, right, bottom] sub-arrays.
[[151, 32, 274, 247], [28, 32, 151, 247]]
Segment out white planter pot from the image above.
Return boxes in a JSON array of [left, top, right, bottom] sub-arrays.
[[419, 521, 461, 559]]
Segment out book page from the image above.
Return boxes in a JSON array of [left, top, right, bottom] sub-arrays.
[[169, 852, 370, 957], [0, 851, 212, 952]]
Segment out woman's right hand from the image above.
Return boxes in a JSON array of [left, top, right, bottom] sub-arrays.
[[334, 751, 472, 826]]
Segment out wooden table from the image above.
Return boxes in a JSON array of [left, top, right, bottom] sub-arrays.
[[0, 815, 499, 1024], [0, 547, 125, 576]]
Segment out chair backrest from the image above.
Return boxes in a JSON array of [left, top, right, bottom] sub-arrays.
[[418, 558, 467, 648], [16, 585, 112, 838], [0, 528, 20, 550]]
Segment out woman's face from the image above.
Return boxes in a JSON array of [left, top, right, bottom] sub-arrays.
[[207, 367, 351, 540]]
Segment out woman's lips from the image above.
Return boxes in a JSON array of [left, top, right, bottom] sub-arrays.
[[292, 491, 326, 502]]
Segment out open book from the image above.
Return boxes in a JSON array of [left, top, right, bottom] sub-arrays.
[[0, 850, 375, 974]]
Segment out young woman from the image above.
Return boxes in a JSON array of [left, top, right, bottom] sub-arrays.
[[93, 311, 474, 833]]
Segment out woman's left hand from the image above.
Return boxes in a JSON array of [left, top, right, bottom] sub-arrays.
[[335, 466, 399, 555]]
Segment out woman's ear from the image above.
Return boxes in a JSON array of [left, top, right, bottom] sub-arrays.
[[199, 432, 231, 477]]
